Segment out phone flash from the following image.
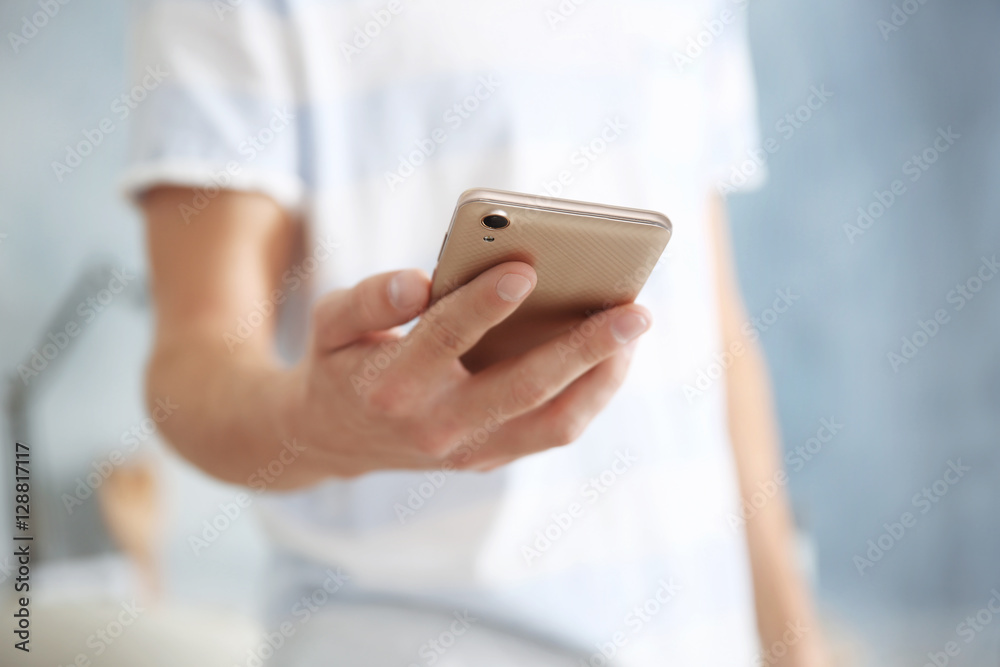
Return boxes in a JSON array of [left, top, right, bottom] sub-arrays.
[[483, 236, 495, 242]]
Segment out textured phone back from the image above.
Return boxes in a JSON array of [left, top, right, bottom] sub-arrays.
[[430, 189, 671, 372]]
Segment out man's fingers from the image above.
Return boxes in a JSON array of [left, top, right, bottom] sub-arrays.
[[312, 269, 430, 352], [457, 347, 636, 469], [398, 262, 536, 374], [534, 342, 636, 441], [463, 304, 651, 423]]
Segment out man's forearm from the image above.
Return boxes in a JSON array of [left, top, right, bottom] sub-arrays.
[[146, 329, 324, 490], [726, 339, 823, 662], [709, 194, 827, 665], [141, 187, 326, 490]]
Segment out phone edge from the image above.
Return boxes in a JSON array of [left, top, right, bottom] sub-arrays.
[[456, 187, 673, 237]]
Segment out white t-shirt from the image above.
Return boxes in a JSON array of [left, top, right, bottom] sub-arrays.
[[124, 0, 765, 663]]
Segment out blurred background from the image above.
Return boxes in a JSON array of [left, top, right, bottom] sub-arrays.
[[1, 0, 998, 665]]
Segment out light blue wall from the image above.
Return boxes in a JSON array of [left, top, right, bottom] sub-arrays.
[[729, 0, 1000, 614]]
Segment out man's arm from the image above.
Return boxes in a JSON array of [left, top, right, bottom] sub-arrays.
[[143, 187, 318, 487], [709, 196, 830, 666], [141, 186, 651, 488]]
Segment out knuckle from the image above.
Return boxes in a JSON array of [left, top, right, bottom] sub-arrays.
[[559, 318, 611, 367], [510, 372, 547, 411], [351, 280, 381, 325], [469, 294, 502, 327], [413, 428, 452, 458], [424, 317, 467, 355], [576, 337, 606, 367], [446, 442, 477, 468], [451, 457, 474, 471], [365, 377, 419, 417], [550, 410, 588, 446]]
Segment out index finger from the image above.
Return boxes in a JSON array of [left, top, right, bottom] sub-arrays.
[[395, 261, 537, 378]]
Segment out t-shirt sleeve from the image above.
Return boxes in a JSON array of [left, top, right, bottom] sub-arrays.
[[703, 9, 766, 195], [120, 0, 306, 213]]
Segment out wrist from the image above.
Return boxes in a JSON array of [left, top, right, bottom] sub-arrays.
[[231, 359, 329, 490], [268, 357, 357, 487]]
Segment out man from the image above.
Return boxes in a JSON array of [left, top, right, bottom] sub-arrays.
[[124, 0, 828, 663]]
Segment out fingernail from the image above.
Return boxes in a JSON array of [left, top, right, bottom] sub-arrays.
[[496, 274, 532, 302], [388, 270, 426, 310], [611, 312, 650, 344]]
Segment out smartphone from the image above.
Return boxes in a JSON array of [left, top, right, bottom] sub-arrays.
[[430, 188, 672, 372]]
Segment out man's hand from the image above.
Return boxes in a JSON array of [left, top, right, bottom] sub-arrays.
[[142, 187, 650, 488], [286, 262, 650, 476]]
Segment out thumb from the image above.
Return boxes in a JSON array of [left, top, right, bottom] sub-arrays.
[[312, 269, 430, 352]]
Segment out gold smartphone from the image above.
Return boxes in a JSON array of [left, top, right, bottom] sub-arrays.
[[430, 188, 672, 372]]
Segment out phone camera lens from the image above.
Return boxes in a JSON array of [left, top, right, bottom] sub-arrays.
[[481, 214, 510, 230]]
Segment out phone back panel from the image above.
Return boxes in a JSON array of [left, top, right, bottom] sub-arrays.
[[430, 188, 672, 372]]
